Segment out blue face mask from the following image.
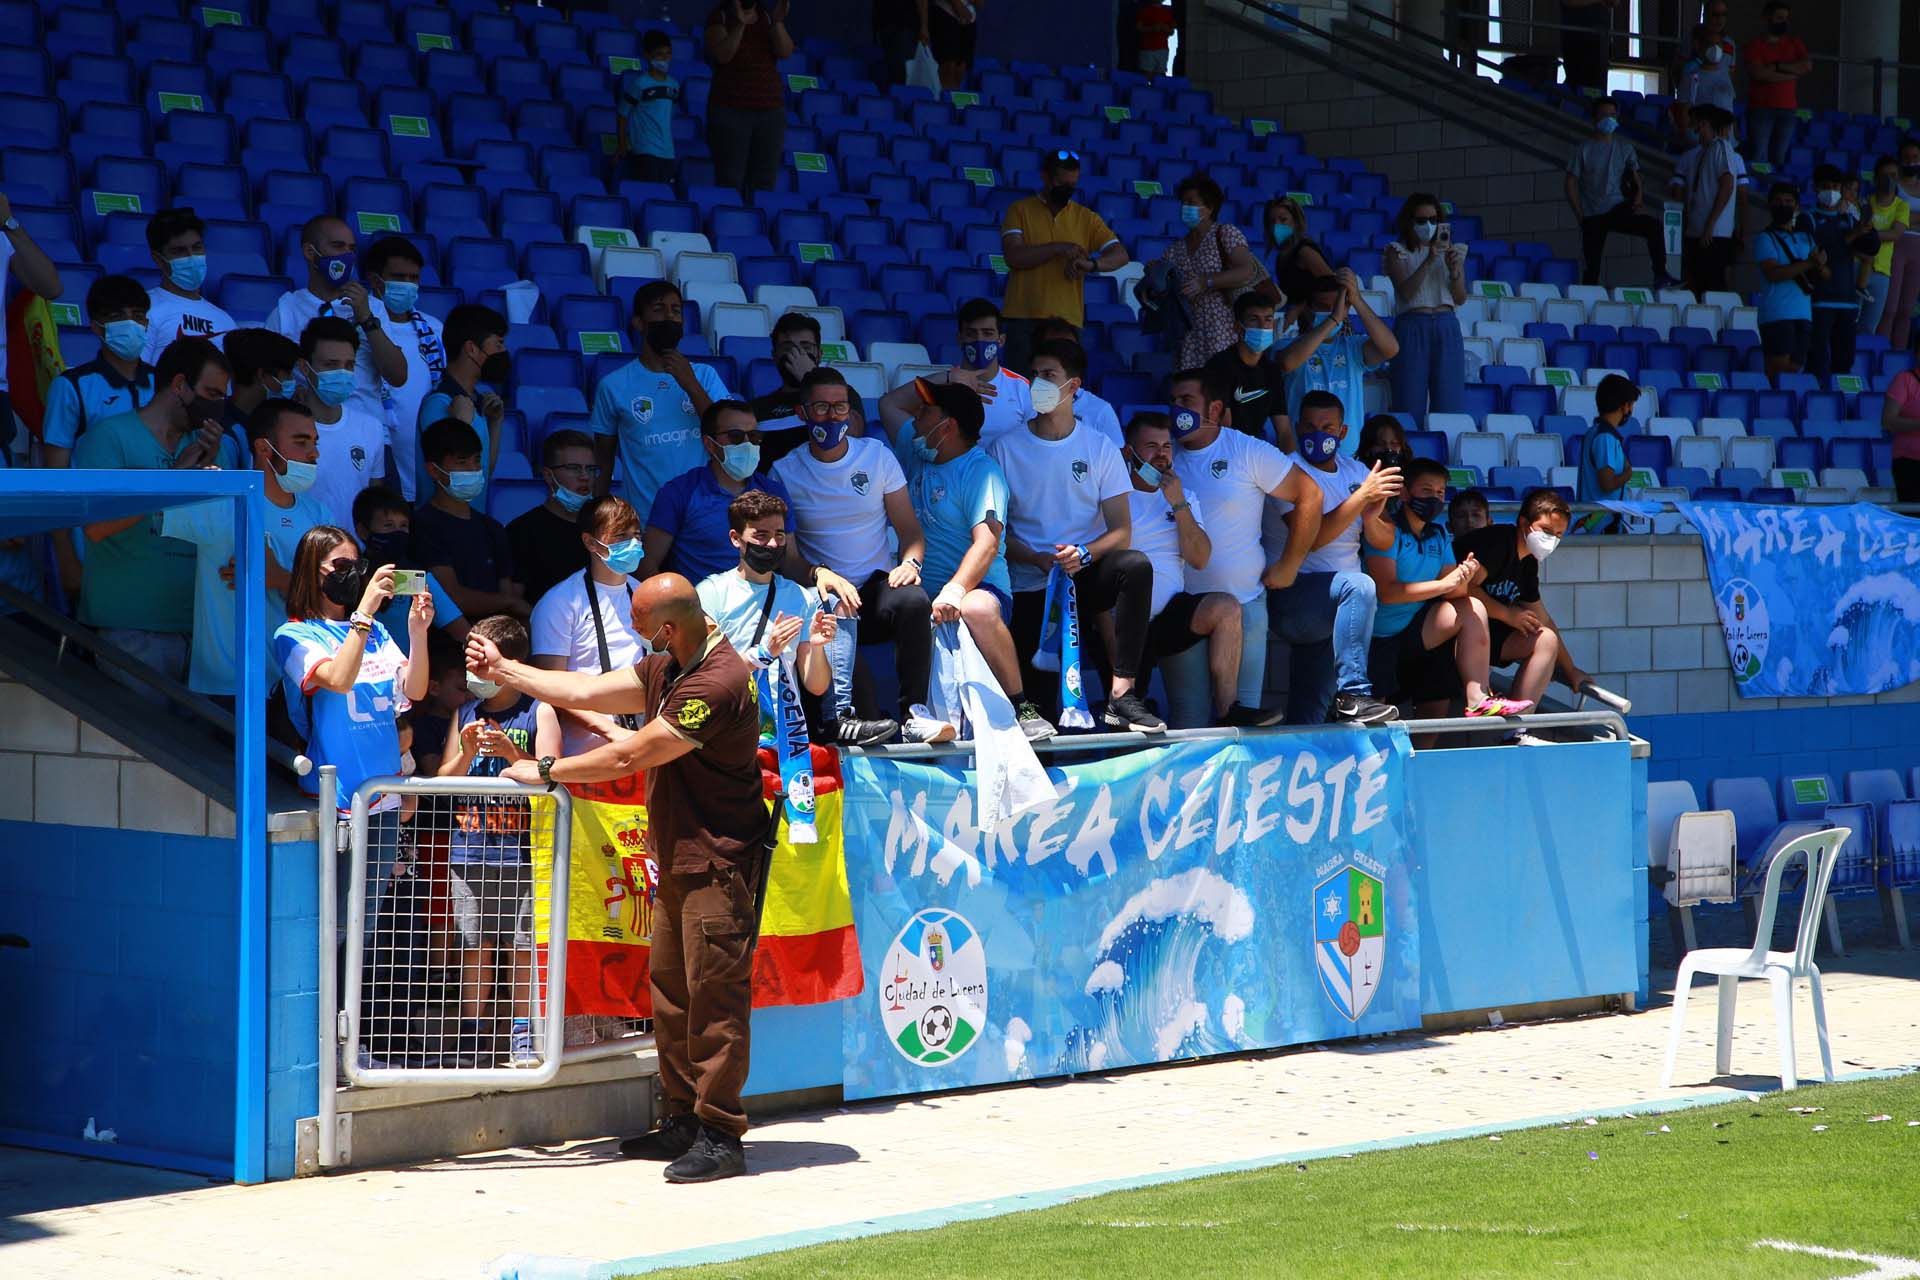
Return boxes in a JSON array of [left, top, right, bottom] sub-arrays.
[[719, 440, 760, 480], [269, 442, 319, 494], [1597, 116, 1619, 135], [1168, 405, 1204, 439], [1179, 203, 1203, 228], [912, 419, 948, 462], [599, 537, 643, 575], [1270, 223, 1294, 245], [273, 375, 299, 399], [650, 57, 671, 73], [551, 483, 590, 514], [312, 367, 356, 406], [103, 319, 148, 360], [1299, 430, 1341, 463], [315, 250, 357, 288], [810, 418, 850, 451], [960, 339, 1001, 370], [1243, 327, 1274, 353], [1130, 452, 1163, 488], [168, 254, 208, 292], [438, 465, 485, 502], [382, 280, 419, 316]]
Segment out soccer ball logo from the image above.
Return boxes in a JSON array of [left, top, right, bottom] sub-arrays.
[[879, 908, 986, 1068], [920, 1005, 954, 1049]]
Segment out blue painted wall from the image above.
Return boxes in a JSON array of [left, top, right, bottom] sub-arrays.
[[0, 821, 237, 1174], [1634, 704, 1920, 801], [267, 836, 320, 1182]]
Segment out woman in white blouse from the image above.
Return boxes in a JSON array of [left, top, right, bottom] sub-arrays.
[[1383, 192, 1469, 422]]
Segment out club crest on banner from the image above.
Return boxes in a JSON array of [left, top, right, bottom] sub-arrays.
[[880, 908, 987, 1067], [1314, 860, 1386, 1021], [1714, 576, 1770, 685]]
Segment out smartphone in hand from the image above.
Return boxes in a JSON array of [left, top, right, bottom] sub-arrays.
[[1436, 222, 1453, 250], [389, 569, 429, 596]]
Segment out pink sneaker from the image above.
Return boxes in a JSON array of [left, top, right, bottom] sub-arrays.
[[1466, 696, 1533, 717]]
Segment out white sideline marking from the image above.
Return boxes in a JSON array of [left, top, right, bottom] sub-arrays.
[[1755, 1239, 1920, 1279]]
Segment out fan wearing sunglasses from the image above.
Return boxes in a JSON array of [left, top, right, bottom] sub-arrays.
[[640, 399, 863, 611]]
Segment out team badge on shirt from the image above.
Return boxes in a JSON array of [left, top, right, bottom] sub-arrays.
[[851, 470, 871, 495], [351, 446, 368, 471], [1071, 460, 1089, 483], [1210, 458, 1229, 478], [630, 395, 655, 424], [677, 698, 711, 730]]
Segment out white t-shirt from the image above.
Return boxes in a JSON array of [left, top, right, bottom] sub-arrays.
[[986, 421, 1130, 593], [265, 288, 394, 418], [976, 367, 1036, 443], [309, 403, 389, 529], [1292, 453, 1372, 575], [142, 289, 235, 364], [1075, 388, 1124, 448], [530, 568, 645, 755], [1127, 488, 1205, 618], [382, 309, 448, 502], [770, 436, 906, 582], [697, 568, 820, 664], [1171, 428, 1295, 603]]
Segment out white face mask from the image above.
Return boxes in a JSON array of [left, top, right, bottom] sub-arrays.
[[1030, 377, 1065, 415], [1524, 529, 1562, 561], [1704, 43, 1723, 64]]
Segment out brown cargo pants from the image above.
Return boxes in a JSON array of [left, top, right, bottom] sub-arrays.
[[650, 861, 756, 1137]]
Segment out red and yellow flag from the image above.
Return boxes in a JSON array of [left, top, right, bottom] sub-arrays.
[[534, 746, 862, 1018], [6, 290, 65, 438]]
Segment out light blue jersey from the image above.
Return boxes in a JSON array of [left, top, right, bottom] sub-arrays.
[[275, 617, 412, 812], [588, 358, 731, 523], [163, 491, 327, 695]]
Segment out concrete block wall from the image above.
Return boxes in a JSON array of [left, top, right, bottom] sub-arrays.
[[1539, 535, 1920, 719], [0, 669, 238, 837]]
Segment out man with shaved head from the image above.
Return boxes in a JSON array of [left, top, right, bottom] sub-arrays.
[[266, 214, 409, 417], [473, 571, 763, 1184]]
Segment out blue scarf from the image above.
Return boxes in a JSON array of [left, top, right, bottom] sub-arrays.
[[756, 656, 818, 844], [1035, 564, 1095, 730]]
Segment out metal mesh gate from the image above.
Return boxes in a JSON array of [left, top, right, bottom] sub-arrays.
[[341, 778, 571, 1088]]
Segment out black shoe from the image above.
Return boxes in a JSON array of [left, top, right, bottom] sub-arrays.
[[619, 1113, 700, 1161], [1102, 692, 1166, 733], [1222, 703, 1285, 728], [663, 1126, 747, 1183], [1330, 693, 1401, 726], [833, 712, 900, 747]]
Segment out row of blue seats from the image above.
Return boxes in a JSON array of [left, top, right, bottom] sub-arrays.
[[1707, 768, 1920, 893], [1461, 378, 1893, 426]]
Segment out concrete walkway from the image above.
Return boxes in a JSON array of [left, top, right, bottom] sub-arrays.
[[5, 948, 1918, 1280]]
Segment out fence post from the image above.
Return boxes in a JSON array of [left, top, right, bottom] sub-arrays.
[[316, 766, 339, 1170]]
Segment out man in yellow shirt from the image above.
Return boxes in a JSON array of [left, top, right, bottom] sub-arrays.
[[1000, 149, 1129, 372]]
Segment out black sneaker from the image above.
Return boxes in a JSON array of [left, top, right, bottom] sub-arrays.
[[1222, 703, 1285, 728], [663, 1126, 747, 1183], [833, 713, 900, 747], [1103, 692, 1167, 733], [1016, 701, 1057, 741], [618, 1113, 700, 1161], [1330, 693, 1401, 726]]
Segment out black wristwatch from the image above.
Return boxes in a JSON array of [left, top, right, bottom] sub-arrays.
[[358, 314, 382, 334], [537, 755, 556, 784]]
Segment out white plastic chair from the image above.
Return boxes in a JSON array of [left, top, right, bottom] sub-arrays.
[[1660, 827, 1848, 1091], [755, 284, 819, 312], [1549, 464, 1579, 489], [682, 279, 747, 322], [1646, 415, 1694, 447], [866, 340, 929, 387], [1110, 260, 1146, 316], [1726, 305, 1760, 334], [830, 360, 886, 401], [1483, 412, 1532, 446], [646, 229, 712, 275], [1584, 365, 1631, 385], [1496, 296, 1540, 329], [1698, 416, 1745, 447], [1590, 300, 1634, 329], [1518, 281, 1563, 302], [1563, 385, 1599, 420], [1462, 335, 1495, 373], [1800, 486, 1849, 505], [1542, 298, 1585, 330], [1510, 433, 1562, 472], [1656, 287, 1696, 307], [1725, 436, 1775, 473], [672, 250, 739, 287], [1567, 283, 1608, 309], [1674, 435, 1724, 471], [1499, 336, 1545, 371], [1456, 432, 1505, 472], [1703, 290, 1744, 313], [599, 245, 664, 293], [706, 300, 771, 345], [799, 304, 846, 344], [1472, 319, 1518, 343], [1636, 302, 1678, 340], [1426, 412, 1478, 447], [890, 361, 946, 391], [1454, 296, 1490, 331], [1821, 467, 1869, 497], [1682, 303, 1723, 336]]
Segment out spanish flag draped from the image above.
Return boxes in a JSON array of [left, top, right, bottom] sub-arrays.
[[533, 746, 862, 1017]]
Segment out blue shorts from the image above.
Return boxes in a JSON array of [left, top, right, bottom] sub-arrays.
[[979, 582, 1014, 624]]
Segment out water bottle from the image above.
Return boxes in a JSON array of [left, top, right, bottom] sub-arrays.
[[510, 1017, 536, 1065]]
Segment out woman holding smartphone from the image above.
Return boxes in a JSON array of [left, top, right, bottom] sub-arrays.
[[1383, 192, 1469, 421], [275, 525, 433, 845]]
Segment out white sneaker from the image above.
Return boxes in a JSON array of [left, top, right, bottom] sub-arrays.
[[901, 705, 959, 744]]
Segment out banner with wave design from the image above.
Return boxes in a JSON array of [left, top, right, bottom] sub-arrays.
[[839, 729, 1422, 1101], [1682, 502, 1920, 698]]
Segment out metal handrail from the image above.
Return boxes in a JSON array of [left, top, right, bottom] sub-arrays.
[[0, 580, 312, 777], [848, 708, 1631, 759]]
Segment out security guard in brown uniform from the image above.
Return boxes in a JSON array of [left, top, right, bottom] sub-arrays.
[[476, 572, 765, 1183]]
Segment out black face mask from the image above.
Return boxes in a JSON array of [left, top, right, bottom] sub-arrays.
[[362, 530, 410, 567], [321, 558, 376, 609], [1362, 448, 1408, 470], [1047, 183, 1077, 208], [646, 319, 684, 352], [187, 395, 226, 427], [1770, 205, 1796, 227], [480, 352, 511, 385], [1768, 19, 1788, 34], [740, 541, 784, 574], [1405, 495, 1445, 521]]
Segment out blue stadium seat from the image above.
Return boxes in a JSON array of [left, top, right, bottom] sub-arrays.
[[1777, 437, 1824, 472], [1, 148, 75, 206]]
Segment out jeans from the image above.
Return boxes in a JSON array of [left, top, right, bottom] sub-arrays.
[[1011, 549, 1154, 716], [1745, 107, 1799, 171], [1807, 306, 1858, 381], [1859, 272, 1892, 334], [1236, 592, 1269, 710], [1269, 571, 1378, 724], [99, 627, 189, 705], [1579, 204, 1669, 286], [1389, 310, 1465, 423], [706, 103, 785, 196], [822, 570, 932, 720]]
